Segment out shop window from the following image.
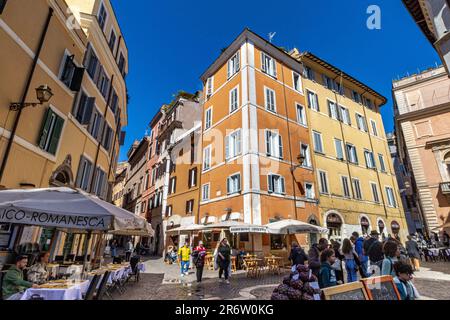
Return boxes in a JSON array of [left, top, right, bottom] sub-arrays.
[[326, 213, 342, 240], [360, 217, 370, 235], [270, 234, 286, 250]]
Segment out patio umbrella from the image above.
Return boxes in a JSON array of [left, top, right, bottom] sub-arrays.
[[265, 219, 329, 235], [165, 224, 205, 235]]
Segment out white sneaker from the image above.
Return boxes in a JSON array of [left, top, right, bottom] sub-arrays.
[[225, 280, 230, 284]]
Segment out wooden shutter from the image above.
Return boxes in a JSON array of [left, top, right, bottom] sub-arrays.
[[226, 177, 231, 194], [265, 130, 271, 155], [278, 135, 283, 159], [225, 135, 230, 159], [261, 53, 266, 72], [280, 177, 286, 194], [268, 175, 274, 193], [185, 201, 190, 214], [236, 130, 241, 155], [70, 67, 84, 91], [82, 97, 95, 124], [193, 167, 197, 186], [47, 114, 64, 155], [315, 94, 320, 112], [38, 108, 53, 150]]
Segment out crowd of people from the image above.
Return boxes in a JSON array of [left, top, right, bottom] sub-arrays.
[[287, 230, 444, 300]]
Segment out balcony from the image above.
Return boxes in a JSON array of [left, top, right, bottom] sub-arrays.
[[440, 182, 450, 201]]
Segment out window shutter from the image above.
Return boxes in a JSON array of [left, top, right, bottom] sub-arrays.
[[281, 177, 286, 194], [70, 67, 85, 91], [173, 177, 177, 193], [82, 97, 95, 124], [268, 175, 274, 193], [47, 114, 64, 155], [278, 135, 283, 159], [261, 53, 266, 72], [315, 94, 320, 112], [75, 157, 85, 188], [271, 59, 277, 77], [328, 102, 332, 118], [236, 51, 240, 71], [96, 115, 104, 142], [185, 201, 189, 214], [38, 108, 53, 150], [236, 130, 241, 155], [227, 177, 231, 194], [265, 130, 271, 155], [346, 109, 351, 125], [225, 135, 230, 159], [193, 168, 197, 186]]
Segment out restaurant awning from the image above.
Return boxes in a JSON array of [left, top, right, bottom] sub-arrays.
[[165, 224, 205, 234], [265, 219, 329, 235], [0, 187, 153, 235]]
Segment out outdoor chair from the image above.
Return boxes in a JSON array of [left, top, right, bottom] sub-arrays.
[[66, 254, 75, 263], [94, 271, 112, 300], [54, 255, 64, 263], [84, 274, 100, 300]]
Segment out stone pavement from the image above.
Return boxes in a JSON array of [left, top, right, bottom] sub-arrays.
[[112, 258, 450, 300]]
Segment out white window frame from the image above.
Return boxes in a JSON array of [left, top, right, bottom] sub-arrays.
[[307, 90, 319, 112], [300, 143, 312, 168], [264, 86, 277, 113], [385, 186, 397, 207], [340, 105, 351, 125], [318, 170, 329, 194], [328, 100, 338, 120], [353, 178, 363, 200], [364, 149, 376, 169], [267, 174, 286, 195], [370, 119, 378, 136], [341, 175, 351, 198], [265, 130, 283, 159], [229, 86, 239, 113], [205, 107, 212, 130], [356, 113, 368, 132], [305, 182, 315, 199], [292, 71, 303, 93], [313, 131, 324, 154], [378, 153, 386, 172], [97, 2, 108, 31], [202, 183, 210, 201], [346, 143, 358, 164], [206, 76, 214, 98], [370, 182, 380, 203], [296, 103, 307, 126], [225, 129, 242, 160], [203, 145, 212, 171], [227, 51, 240, 79], [227, 173, 241, 195], [334, 138, 345, 161], [261, 52, 277, 77]]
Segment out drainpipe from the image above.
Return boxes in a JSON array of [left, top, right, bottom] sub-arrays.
[[0, 7, 54, 183]]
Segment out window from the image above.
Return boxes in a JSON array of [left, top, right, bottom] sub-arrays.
[[305, 183, 315, 199], [313, 131, 324, 154], [189, 167, 198, 188], [303, 66, 315, 81], [264, 87, 276, 112], [97, 3, 107, 31], [356, 114, 368, 132], [202, 184, 210, 201], [363, 97, 373, 109], [93, 167, 106, 198], [265, 130, 283, 159], [225, 129, 242, 159], [340, 106, 351, 125], [166, 205, 172, 217], [229, 86, 239, 113], [322, 75, 334, 90], [364, 150, 376, 169], [341, 176, 351, 198], [293, 72, 302, 92], [205, 107, 212, 130], [109, 30, 116, 52], [88, 109, 104, 142], [75, 156, 93, 191], [118, 53, 126, 77], [102, 124, 113, 151], [144, 171, 150, 190], [109, 89, 119, 115], [318, 171, 329, 194], [307, 90, 319, 111], [206, 77, 214, 98], [296, 103, 306, 125], [268, 174, 286, 195], [352, 90, 362, 103], [185, 200, 194, 214], [378, 154, 386, 172], [227, 173, 241, 194], [261, 52, 277, 77], [227, 52, 240, 78], [353, 178, 362, 200], [370, 119, 378, 136], [371, 183, 380, 203], [328, 101, 338, 120], [346, 143, 358, 164], [334, 138, 344, 160], [386, 187, 397, 207], [38, 108, 64, 155], [300, 144, 311, 167], [85, 44, 99, 80], [203, 145, 211, 171], [169, 177, 177, 194], [96, 67, 110, 99], [60, 54, 83, 91]]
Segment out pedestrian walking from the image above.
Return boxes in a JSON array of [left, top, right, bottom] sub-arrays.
[[405, 235, 421, 271], [342, 238, 358, 283], [352, 232, 369, 278], [363, 230, 384, 274], [192, 241, 206, 283], [216, 238, 231, 284], [178, 241, 191, 277], [125, 239, 134, 262], [331, 241, 344, 284], [288, 241, 308, 266], [318, 249, 338, 289], [393, 261, 420, 300], [308, 238, 329, 277], [110, 239, 118, 259], [381, 240, 399, 277]]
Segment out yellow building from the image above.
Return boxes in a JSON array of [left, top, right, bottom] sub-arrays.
[[0, 0, 128, 260], [290, 50, 408, 241]]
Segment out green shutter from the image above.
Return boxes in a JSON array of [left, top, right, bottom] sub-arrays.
[[38, 108, 53, 150], [47, 114, 64, 155]]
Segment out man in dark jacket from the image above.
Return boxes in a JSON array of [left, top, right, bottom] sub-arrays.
[[289, 241, 308, 266], [363, 230, 384, 274], [2, 255, 37, 300], [405, 235, 420, 271], [308, 238, 329, 277], [352, 232, 369, 278]]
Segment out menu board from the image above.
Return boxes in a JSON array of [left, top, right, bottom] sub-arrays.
[[322, 282, 369, 300], [361, 276, 401, 300]]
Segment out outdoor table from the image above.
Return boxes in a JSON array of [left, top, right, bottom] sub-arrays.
[[20, 280, 90, 300], [264, 256, 283, 274], [205, 255, 214, 270], [244, 258, 263, 278]]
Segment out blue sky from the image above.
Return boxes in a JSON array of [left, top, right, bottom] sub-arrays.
[[112, 0, 439, 161]]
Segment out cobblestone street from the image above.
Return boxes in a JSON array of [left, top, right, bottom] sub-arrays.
[[112, 258, 450, 300]]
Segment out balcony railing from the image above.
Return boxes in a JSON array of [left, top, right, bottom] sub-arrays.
[[440, 182, 450, 194]]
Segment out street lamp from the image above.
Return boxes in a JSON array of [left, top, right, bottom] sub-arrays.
[[290, 153, 306, 172], [10, 84, 54, 111]]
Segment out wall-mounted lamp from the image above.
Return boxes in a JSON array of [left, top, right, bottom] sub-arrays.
[[10, 85, 53, 111], [290, 153, 306, 172]]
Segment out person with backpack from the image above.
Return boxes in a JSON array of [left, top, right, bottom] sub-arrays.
[[381, 240, 400, 278], [363, 230, 384, 274], [405, 235, 421, 271], [192, 241, 206, 283], [352, 232, 368, 278], [288, 241, 308, 266], [342, 238, 359, 283], [331, 241, 344, 284]]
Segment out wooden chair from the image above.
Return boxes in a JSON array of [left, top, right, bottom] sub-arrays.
[[231, 257, 237, 273]]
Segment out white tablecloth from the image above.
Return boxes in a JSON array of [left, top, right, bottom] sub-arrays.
[[20, 281, 90, 300], [138, 262, 145, 272]]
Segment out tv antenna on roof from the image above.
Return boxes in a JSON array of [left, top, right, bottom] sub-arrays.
[[268, 32, 276, 43]]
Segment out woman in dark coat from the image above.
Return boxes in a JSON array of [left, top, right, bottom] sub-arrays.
[[216, 238, 231, 284], [288, 241, 308, 266]]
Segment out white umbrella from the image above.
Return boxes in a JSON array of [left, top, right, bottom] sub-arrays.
[[165, 224, 204, 234], [265, 219, 329, 235]]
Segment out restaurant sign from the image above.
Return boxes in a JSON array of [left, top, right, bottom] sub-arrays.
[[229, 226, 268, 234], [0, 207, 111, 231]]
